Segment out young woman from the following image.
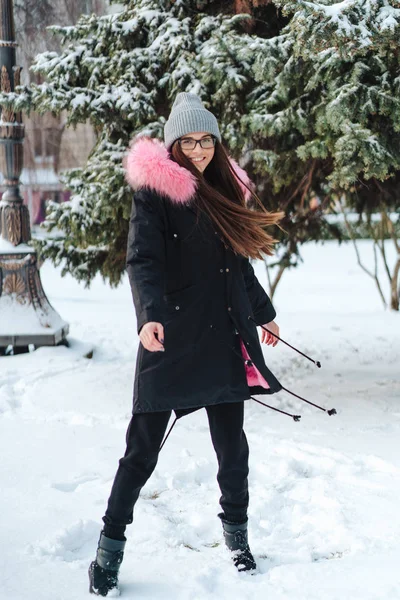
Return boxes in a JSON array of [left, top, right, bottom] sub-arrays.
[[89, 93, 284, 596]]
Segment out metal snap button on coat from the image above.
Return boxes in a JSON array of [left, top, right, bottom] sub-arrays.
[[227, 306, 232, 311], [225, 268, 229, 272], [173, 233, 178, 238], [220, 268, 224, 273], [175, 305, 180, 310]]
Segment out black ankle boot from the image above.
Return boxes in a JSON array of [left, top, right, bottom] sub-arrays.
[[218, 513, 257, 572], [89, 531, 126, 596]]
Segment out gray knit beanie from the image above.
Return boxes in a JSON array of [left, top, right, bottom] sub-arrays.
[[164, 92, 221, 151]]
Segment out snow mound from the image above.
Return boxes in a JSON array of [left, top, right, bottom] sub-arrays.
[[30, 520, 99, 563]]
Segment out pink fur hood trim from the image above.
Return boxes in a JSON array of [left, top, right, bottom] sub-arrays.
[[124, 137, 253, 205]]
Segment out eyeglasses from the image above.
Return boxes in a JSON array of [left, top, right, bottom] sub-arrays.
[[178, 136, 216, 151]]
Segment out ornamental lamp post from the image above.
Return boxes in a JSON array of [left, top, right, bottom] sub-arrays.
[[0, 0, 69, 353]]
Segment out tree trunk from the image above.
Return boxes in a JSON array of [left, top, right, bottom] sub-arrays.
[[390, 257, 400, 311], [265, 260, 287, 300]]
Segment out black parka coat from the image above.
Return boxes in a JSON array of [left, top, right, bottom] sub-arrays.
[[125, 138, 282, 417]]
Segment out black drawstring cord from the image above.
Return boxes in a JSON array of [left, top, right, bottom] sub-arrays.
[[281, 386, 337, 416], [248, 315, 321, 368], [159, 417, 178, 451], [251, 397, 301, 421], [210, 321, 336, 418], [247, 316, 336, 415], [209, 323, 302, 421]]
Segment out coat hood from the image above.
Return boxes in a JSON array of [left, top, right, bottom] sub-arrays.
[[124, 136, 252, 205]]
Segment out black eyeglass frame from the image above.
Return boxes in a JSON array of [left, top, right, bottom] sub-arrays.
[[176, 135, 216, 150]]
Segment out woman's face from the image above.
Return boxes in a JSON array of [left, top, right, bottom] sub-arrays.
[[178, 132, 215, 172]]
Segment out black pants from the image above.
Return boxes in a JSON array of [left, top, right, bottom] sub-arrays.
[[102, 401, 249, 540]]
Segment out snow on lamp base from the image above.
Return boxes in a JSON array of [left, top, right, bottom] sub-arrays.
[[0, 239, 69, 348]]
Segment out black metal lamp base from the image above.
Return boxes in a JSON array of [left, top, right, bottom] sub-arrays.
[[0, 250, 69, 348]]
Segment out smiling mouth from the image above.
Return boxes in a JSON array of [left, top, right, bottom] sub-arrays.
[[191, 157, 205, 162]]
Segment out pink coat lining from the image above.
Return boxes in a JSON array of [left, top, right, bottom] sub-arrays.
[[239, 337, 270, 389]]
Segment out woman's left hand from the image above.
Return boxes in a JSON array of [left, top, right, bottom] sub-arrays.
[[260, 320, 279, 347]]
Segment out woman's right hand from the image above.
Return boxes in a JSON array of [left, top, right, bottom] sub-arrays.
[[139, 322, 165, 352]]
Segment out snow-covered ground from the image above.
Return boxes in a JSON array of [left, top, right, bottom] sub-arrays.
[[1, 240, 399, 600]]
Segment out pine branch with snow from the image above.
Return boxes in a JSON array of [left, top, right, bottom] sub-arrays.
[[245, 0, 400, 192]]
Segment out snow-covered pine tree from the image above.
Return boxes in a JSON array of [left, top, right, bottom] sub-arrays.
[[5, 0, 398, 298], [238, 0, 400, 303], [0, 0, 264, 286], [2, 0, 330, 292]]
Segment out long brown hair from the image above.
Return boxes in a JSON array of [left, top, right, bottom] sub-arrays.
[[171, 140, 284, 259]]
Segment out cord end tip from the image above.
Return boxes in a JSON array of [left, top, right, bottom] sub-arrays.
[[327, 408, 337, 416], [316, 361, 321, 368], [293, 415, 301, 422]]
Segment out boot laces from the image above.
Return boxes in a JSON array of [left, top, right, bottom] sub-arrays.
[[233, 530, 248, 549]]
